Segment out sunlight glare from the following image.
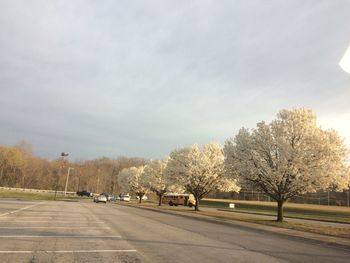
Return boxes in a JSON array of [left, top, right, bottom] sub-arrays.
[[339, 45, 350, 74]]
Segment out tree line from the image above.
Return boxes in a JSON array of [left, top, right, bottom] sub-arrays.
[[116, 108, 350, 221], [0, 140, 146, 195], [1, 108, 349, 221]]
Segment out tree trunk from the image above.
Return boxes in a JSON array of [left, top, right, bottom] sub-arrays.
[[194, 196, 200, 211], [158, 193, 162, 206], [139, 194, 142, 203], [22, 174, 25, 188], [277, 200, 284, 222]]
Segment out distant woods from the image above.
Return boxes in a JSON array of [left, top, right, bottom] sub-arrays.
[[0, 141, 146, 193]]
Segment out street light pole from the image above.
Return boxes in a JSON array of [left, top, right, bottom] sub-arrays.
[[64, 167, 74, 196], [54, 152, 69, 200]]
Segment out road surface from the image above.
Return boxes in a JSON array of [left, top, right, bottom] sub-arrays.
[[0, 199, 349, 262]]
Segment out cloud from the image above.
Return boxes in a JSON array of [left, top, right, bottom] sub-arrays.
[[1, 0, 350, 160]]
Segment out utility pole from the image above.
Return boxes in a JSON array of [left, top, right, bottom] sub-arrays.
[[54, 152, 69, 200], [64, 167, 74, 196]]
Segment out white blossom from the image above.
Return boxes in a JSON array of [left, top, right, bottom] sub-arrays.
[[224, 108, 350, 221], [166, 143, 240, 210], [118, 166, 148, 202]]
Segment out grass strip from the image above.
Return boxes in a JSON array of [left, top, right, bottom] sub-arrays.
[[0, 190, 79, 201], [200, 199, 350, 224]]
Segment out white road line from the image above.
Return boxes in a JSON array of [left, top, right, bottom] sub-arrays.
[[0, 217, 97, 220], [0, 217, 52, 219], [0, 250, 137, 254], [0, 221, 105, 224], [0, 201, 38, 204], [0, 226, 111, 229], [0, 235, 122, 238], [0, 202, 45, 217]]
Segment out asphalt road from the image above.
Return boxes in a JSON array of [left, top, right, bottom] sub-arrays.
[[0, 199, 349, 263]]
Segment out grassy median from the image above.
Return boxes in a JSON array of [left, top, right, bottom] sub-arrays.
[[123, 200, 350, 239], [201, 199, 350, 224]]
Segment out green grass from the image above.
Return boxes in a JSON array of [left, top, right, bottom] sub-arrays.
[[0, 190, 80, 201], [200, 199, 350, 224]]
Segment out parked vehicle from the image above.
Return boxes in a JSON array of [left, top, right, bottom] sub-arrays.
[[76, 190, 92, 197], [108, 195, 116, 202], [162, 193, 196, 207], [100, 193, 116, 201], [100, 192, 109, 198], [94, 194, 107, 203], [136, 195, 148, 200], [120, 194, 131, 201]]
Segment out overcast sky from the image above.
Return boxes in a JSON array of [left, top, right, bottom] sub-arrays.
[[1, 0, 350, 160]]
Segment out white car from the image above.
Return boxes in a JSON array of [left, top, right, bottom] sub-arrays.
[[94, 195, 107, 203], [136, 195, 148, 200], [120, 195, 131, 201]]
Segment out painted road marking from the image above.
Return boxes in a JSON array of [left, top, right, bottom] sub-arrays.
[[0, 202, 45, 217], [0, 221, 105, 224], [0, 235, 122, 238], [0, 249, 137, 253], [0, 217, 100, 220], [0, 200, 38, 204], [0, 226, 111, 229]]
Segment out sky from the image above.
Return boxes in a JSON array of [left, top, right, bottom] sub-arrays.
[[1, 0, 350, 161]]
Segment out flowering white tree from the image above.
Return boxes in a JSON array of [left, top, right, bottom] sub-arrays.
[[143, 159, 183, 206], [224, 108, 350, 221], [128, 166, 149, 203], [117, 166, 148, 203], [166, 143, 240, 211]]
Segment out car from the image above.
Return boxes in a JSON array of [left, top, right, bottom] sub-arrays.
[[99, 192, 115, 201], [108, 195, 116, 201], [100, 192, 110, 198], [136, 195, 148, 200], [76, 190, 92, 197], [120, 194, 131, 201], [93, 194, 107, 203]]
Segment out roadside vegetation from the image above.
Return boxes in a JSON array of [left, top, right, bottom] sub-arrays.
[[224, 108, 349, 221], [201, 199, 350, 224], [0, 190, 79, 201], [1, 108, 350, 221], [0, 140, 146, 196]]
